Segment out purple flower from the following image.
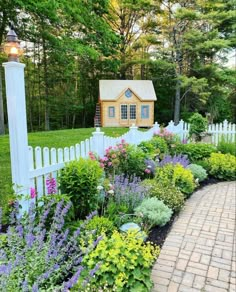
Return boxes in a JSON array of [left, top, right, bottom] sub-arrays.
[[63, 266, 83, 290], [159, 154, 190, 168], [89, 263, 100, 277], [46, 175, 57, 194]]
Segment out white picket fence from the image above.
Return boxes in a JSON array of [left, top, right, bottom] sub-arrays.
[[26, 119, 235, 199]]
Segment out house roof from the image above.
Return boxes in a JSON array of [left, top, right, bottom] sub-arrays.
[[99, 80, 157, 101]]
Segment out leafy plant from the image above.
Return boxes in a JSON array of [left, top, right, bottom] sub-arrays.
[[159, 154, 189, 168], [154, 128, 181, 149], [0, 200, 100, 291], [155, 163, 196, 197], [112, 174, 148, 213], [174, 143, 216, 162], [59, 158, 103, 219], [138, 136, 168, 159], [135, 197, 172, 231], [187, 164, 208, 182], [142, 180, 185, 213], [189, 113, 208, 141], [75, 230, 160, 291], [217, 139, 236, 156], [86, 216, 116, 237], [208, 153, 236, 180]]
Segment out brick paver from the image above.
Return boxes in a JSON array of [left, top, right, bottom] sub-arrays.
[[152, 181, 236, 292]]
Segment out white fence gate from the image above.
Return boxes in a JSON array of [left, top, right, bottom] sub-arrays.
[[14, 119, 235, 208]]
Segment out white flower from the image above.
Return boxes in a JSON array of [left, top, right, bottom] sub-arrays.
[[97, 185, 103, 191], [147, 165, 152, 169], [107, 189, 114, 195], [195, 178, 199, 184]]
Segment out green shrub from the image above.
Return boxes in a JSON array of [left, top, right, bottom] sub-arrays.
[[86, 216, 116, 237], [59, 158, 103, 219], [150, 136, 168, 156], [208, 153, 236, 180], [135, 197, 172, 231], [187, 164, 208, 182], [76, 231, 160, 291], [175, 143, 216, 162], [142, 180, 185, 213], [189, 113, 208, 141], [155, 164, 196, 197], [217, 140, 236, 156], [118, 145, 146, 178], [192, 159, 210, 172], [173, 164, 196, 197]]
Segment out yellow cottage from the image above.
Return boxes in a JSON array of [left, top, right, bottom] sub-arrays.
[[95, 80, 157, 127]]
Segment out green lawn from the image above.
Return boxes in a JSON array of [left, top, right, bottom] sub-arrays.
[[0, 127, 128, 211]]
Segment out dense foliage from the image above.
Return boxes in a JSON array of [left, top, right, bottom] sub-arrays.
[[207, 153, 236, 180], [155, 163, 196, 197], [174, 143, 216, 162], [187, 164, 208, 183], [217, 140, 236, 156], [142, 180, 185, 213], [76, 231, 160, 292], [0, 200, 99, 291], [59, 158, 103, 219], [0, 0, 235, 135], [189, 113, 208, 141], [135, 197, 172, 231]]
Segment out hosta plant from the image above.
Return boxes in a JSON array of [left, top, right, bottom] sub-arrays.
[[0, 200, 100, 292]]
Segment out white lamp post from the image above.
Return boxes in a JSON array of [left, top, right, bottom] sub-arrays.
[[3, 27, 30, 213]]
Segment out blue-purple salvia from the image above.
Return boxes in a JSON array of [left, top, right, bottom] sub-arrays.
[[159, 154, 190, 168]]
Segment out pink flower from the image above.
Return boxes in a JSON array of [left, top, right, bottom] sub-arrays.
[[108, 161, 112, 167], [145, 169, 151, 174], [100, 163, 105, 168], [46, 175, 57, 194], [111, 154, 116, 159], [30, 187, 37, 199]]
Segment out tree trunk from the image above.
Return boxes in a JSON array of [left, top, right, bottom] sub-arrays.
[[174, 77, 181, 125], [42, 38, 50, 131], [0, 69, 5, 135]]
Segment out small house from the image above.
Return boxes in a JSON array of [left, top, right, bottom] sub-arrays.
[[95, 80, 157, 127]]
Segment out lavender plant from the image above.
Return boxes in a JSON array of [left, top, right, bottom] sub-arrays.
[[112, 174, 149, 213], [159, 154, 190, 168], [0, 200, 101, 291]]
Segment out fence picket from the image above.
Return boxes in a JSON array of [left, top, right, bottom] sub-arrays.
[[35, 147, 43, 198]]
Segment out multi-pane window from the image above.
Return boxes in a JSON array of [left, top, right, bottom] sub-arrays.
[[121, 105, 128, 119], [130, 105, 136, 119]]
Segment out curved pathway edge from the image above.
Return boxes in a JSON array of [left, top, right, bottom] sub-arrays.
[[151, 181, 236, 292]]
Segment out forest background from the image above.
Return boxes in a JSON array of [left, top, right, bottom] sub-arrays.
[[0, 0, 235, 134]]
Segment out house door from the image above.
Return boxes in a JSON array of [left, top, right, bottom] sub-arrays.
[[120, 104, 137, 126]]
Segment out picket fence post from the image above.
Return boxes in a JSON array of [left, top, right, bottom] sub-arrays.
[[92, 127, 105, 157], [3, 61, 30, 213], [129, 124, 138, 145]]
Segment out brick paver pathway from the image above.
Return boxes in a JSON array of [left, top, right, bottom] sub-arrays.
[[151, 181, 236, 292]]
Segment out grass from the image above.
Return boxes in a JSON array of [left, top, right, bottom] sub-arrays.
[[0, 127, 129, 218]]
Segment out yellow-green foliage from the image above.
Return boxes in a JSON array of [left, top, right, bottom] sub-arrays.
[[173, 164, 196, 197], [86, 216, 116, 237], [208, 153, 236, 180], [155, 163, 196, 197], [78, 231, 160, 292], [142, 179, 185, 213]]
